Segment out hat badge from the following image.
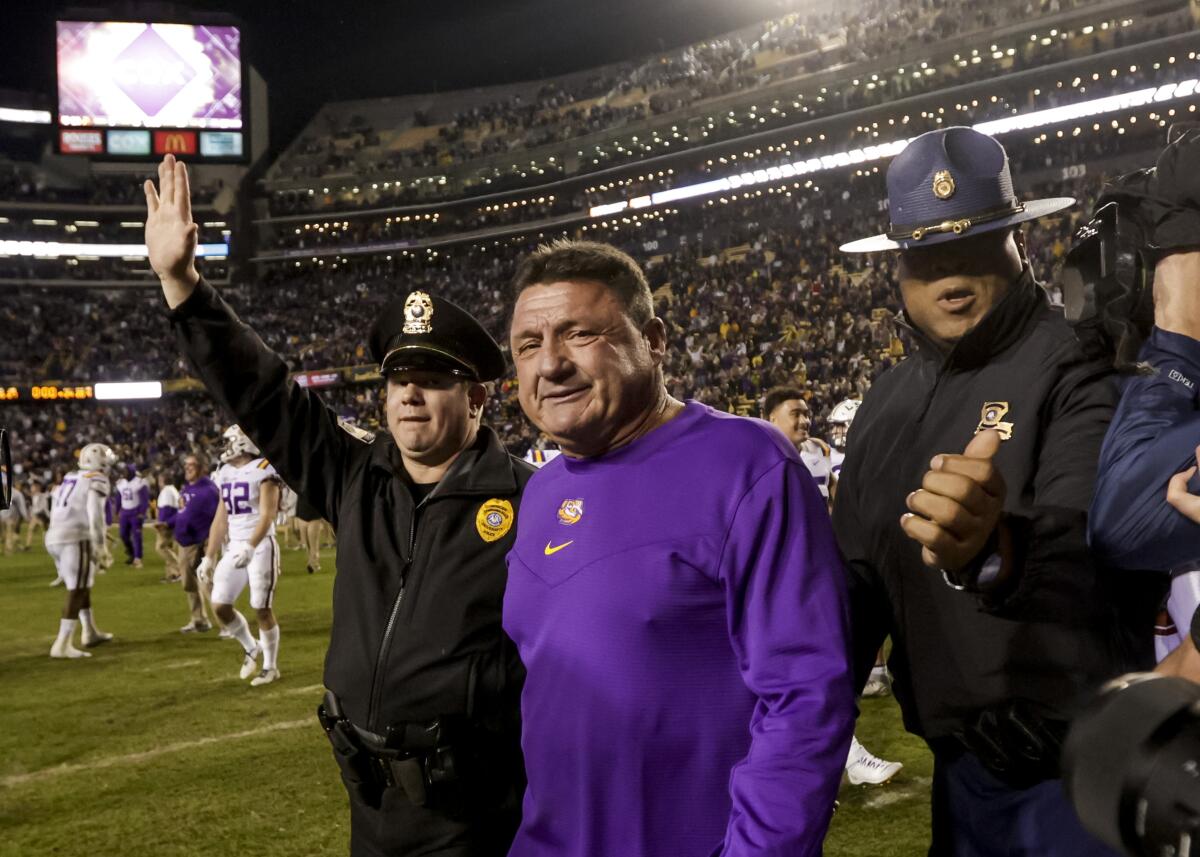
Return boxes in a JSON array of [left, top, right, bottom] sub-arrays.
[[932, 170, 956, 200], [402, 291, 434, 335]]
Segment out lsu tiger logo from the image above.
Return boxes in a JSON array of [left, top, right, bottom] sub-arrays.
[[557, 498, 584, 526]]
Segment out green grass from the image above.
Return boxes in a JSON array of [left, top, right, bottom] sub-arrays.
[[0, 533, 931, 856]]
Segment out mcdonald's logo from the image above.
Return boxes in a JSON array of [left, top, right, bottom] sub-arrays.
[[153, 130, 197, 155]]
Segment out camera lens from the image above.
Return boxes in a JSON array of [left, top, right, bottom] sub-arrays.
[[1063, 673, 1200, 857]]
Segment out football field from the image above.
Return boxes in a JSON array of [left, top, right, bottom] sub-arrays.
[[0, 534, 932, 857]]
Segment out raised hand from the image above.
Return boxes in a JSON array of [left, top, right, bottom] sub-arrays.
[[144, 153, 200, 308], [901, 429, 1006, 572]]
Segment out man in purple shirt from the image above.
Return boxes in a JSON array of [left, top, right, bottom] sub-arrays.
[[505, 240, 854, 857], [171, 453, 219, 633]]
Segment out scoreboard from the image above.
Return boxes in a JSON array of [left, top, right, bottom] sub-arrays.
[[55, 20, 247, 163], [1, 385, 95, 401]]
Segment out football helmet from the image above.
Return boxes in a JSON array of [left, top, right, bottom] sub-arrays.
[[220, 425, 260, 463], [827, 399, 862, 450], [78, 443, 118, 472]]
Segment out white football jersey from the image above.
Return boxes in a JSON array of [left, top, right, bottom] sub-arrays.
[[46, 469, 110, 544], [523, 448, 563, 467], [216, 458, 280, 542], [830, 448, 846, 481], [157, 484, 181, 510], [799, 438, 834, 500], [31, 491, 51, 517], [116, 476, 148, 511]]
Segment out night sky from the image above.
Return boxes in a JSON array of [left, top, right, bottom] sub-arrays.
[[2, 0, 791, 157]]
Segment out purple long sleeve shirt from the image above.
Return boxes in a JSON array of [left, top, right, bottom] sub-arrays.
[[503, 401, 854, 857], [172, 476, 219, 548]]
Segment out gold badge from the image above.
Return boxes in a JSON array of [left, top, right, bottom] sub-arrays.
[[975, 402, 1014, 441], [557, 498, 584, 526], [402, 291, 434, 335], [476, 499, 514, 543], [932, 170, 956, 200]]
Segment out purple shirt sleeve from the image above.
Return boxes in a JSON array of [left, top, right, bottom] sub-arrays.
[[137, 484, 151, 516], [718, 459, 855, 857]]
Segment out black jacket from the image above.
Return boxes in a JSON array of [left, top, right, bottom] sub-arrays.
[[170, 279, 535, 735], [832, 269, 1163, 740]]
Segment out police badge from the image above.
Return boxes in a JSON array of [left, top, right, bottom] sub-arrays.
[[476, 499, 514, 542], [975, 401, 1014, 441], [402, 291, 434, 335], [932, 169, 956, 200]]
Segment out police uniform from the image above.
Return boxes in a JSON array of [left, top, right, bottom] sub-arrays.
[[835, 128, 1163, 857], [170, 283, 534, 857]]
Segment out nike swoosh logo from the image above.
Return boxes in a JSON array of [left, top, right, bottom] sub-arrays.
[[544, 540, 574, 556]]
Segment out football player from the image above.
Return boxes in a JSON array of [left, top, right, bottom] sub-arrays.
[[154, 469, 183, 582], [763, 388, 836, 502], [827, 398, 861, 491], [199, 425, 283, 686], [25, 480, 50, 552], [45, 444, 117, 658], [116, 464, 150, 567]]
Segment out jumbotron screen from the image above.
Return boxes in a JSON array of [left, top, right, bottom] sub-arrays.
[[56, 21, 242, 130]]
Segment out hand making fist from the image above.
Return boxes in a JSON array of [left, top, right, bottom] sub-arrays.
[[901, 429, 1006, 573]]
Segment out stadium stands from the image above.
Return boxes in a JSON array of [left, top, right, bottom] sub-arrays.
[[2, 0, 1196, 482], [261, 0, 1178, 212]]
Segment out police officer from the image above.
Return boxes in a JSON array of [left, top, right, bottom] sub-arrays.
[[144, 154, 533, 857], [835, 128, 1162, 856]]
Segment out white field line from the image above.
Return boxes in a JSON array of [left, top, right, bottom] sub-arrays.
[[278, 683, 325, 697], [138, 658, 203, 672], [0, 717, 312, 788], [862, 775, 932, 809]]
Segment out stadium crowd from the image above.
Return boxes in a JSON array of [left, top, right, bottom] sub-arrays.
[[264, 0, 1136, 212], [1, 162, 1095, 484], [265, 19, 1186, 223], [0, 162, 223, 207]]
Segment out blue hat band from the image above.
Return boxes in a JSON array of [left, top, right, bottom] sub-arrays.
[[887, 200, 1026, 243]]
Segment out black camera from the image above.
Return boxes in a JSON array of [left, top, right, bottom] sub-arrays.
[[1062, 199, 1156, 368], [0, 427, 10, 511], [1063, 669, 1200, 857], [1064, 124, 1200, 366]]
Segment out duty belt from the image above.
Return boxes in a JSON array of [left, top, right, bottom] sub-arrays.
[[317, 690, 465, 810]]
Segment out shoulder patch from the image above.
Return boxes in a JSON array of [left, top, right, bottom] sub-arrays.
[[257, 459, 271, 470], [338, 417, 376, 444]]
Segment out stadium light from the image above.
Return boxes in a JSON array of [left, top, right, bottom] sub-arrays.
[[0, 107, 52, 125], [94, 381, 162, 400], [0, 241, 229, 259], [589, 79, 1200, 219]]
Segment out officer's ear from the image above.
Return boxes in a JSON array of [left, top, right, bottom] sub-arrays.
[[466, 381, 488, 416], [1011, 226, 1029, 266]]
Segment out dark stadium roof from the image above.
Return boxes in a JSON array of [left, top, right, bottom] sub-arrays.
[[1, 0, 787, 159]]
